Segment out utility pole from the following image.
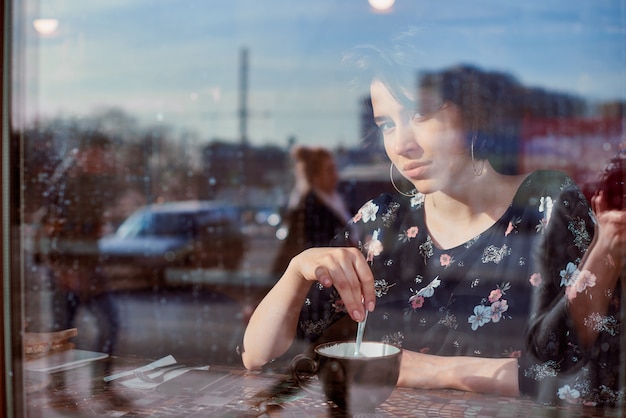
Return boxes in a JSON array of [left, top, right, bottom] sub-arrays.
[[239, 47, 248, 146], [237, 47, 249, 208]]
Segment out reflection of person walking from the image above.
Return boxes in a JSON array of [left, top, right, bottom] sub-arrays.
[[38, 135, 120, 355], [271, 146, 352, 275]]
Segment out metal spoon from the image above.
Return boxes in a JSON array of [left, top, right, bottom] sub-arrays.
[[133, 364, 188, 383], [354, 310, 368, 357]]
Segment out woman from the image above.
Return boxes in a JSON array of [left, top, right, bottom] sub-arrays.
[[526, 148, 625, 405], [271, 146, 352, 275], [243, 40, 621, 404]]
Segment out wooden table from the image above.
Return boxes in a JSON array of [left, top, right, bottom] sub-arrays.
[[24, 356, 622, 417]]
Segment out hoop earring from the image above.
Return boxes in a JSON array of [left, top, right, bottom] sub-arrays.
[[390, 163, 417, 197], [470, 135, 485, 176]]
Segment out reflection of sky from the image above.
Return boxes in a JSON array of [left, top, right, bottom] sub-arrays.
[[24, 0, 626, 147]]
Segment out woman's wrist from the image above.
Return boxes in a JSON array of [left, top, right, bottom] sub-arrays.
[[397, 350, 450, 389], [397, 351, 520, 397], [283, 256, 316, 298]]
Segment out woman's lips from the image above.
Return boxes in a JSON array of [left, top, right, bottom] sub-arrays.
[[402, 162, 428, 179]]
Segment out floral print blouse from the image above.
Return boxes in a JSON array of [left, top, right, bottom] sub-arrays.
[[294, 170, 623, 406]]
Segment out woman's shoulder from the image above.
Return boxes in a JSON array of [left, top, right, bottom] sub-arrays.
[[516, 170, 580, 199], [523, 169, 575, 184]]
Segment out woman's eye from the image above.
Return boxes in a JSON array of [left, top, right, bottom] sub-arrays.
[[409, 111, 423, 121], [377, 121, 394, 134]]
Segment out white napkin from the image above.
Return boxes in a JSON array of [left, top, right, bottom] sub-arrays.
[[120, 365, 210, 390], [103, 355, 177, 382]]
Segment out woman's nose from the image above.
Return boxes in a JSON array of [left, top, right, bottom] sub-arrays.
[[393, 122, 418, 156]]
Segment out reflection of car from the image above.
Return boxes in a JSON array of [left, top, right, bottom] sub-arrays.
[[98, 201, 247, 277]]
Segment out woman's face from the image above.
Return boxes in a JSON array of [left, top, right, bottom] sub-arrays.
[[370, 79, 472, 195]]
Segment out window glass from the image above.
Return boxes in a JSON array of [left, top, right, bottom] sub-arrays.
[[4, 0, 625, 414]]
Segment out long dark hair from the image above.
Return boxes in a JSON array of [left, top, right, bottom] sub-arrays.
[[344, 30, 524, 173]]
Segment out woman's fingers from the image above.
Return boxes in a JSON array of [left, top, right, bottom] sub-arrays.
[[330, 255, 370, 321], [592, 190, 609, 213], [356, 260, 377, 313], [595, 208, 626, 261], [295, 247, 375, 322], [314, 266, 333, 288], [591, 191, 626, 258]]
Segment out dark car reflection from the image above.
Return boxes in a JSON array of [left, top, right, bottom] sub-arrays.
[[98, 201, 247, 283]]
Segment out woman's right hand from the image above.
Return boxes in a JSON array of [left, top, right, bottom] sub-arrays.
[[242, 246, 376, 370], [287, 247, 377, 322], [591, 190, 626, 270]]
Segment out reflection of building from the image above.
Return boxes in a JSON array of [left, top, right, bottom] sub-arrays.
[[520, 115, 624, 187], [522, 87, 587, 119], [201, 141, 289, 201], [598, 101, 625, 119], [519, 84, 623, 186]]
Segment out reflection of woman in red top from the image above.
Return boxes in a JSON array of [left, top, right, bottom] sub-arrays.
[[271, 146, 352, 275]]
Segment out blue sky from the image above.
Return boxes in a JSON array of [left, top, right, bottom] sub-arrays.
[[24, 0, 626, 148]]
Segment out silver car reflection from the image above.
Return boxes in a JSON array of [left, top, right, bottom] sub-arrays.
[[98, 201, 247, 280]]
